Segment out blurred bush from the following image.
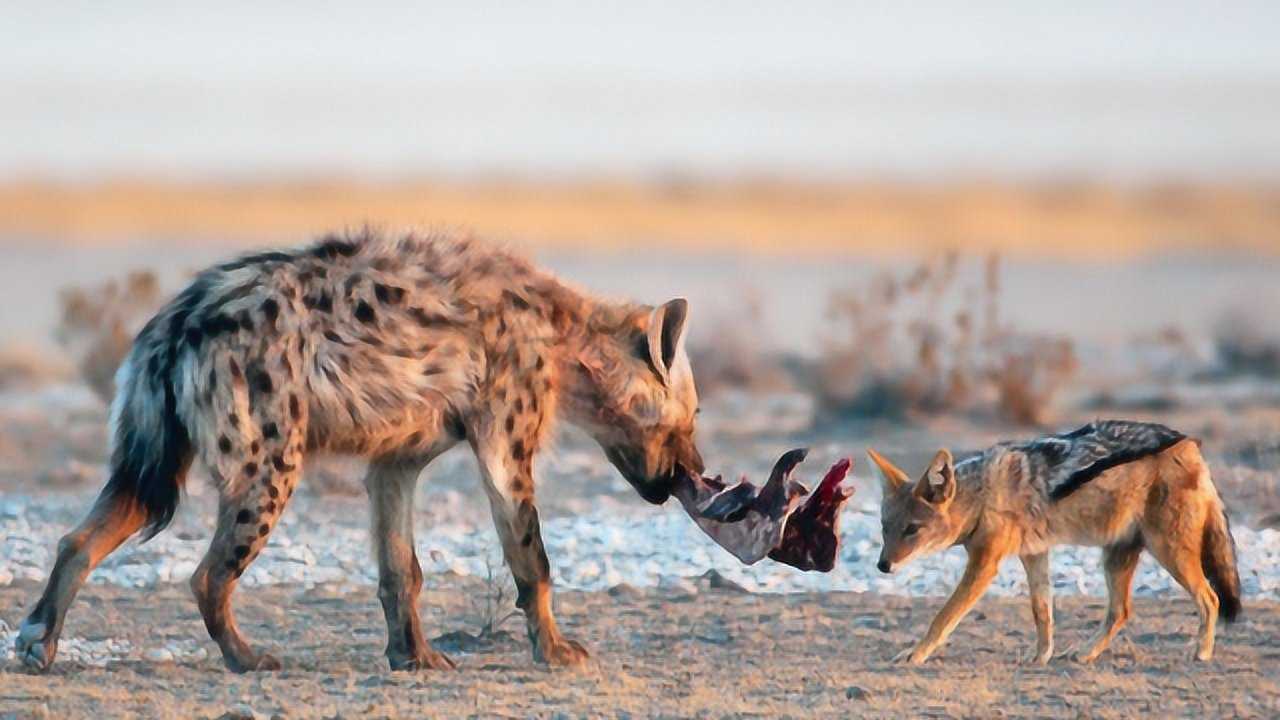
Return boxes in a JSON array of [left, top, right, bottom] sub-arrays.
[[0, 343, 73, 391], [686, 289, 792, 397], [1213, 308, 1280, 378], [57, 270, 162, 403], [813, 252, 1077, 425]]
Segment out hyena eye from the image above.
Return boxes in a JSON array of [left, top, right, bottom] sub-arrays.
[[903, 523, 921, 537]]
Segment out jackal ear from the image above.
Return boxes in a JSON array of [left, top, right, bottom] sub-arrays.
[[646, 298, 689, 386], [914, 448, 956, 506], [867, 448, 909, 494]]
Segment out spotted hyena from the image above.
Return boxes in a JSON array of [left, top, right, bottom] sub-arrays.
[[16, 230, 703, 673]]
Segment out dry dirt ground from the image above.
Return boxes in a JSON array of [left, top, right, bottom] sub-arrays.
[[2, 579, 1277, 719]]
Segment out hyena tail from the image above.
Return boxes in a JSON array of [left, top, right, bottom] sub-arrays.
[[1201, 502, 1243, 623], [100, 346, 194, 541]]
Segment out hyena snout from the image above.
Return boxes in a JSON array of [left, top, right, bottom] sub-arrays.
[[605, 437, 703, 505], [606, 446, 674, 504]]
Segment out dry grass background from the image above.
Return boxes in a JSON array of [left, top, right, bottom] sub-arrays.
[[4, 179, 1280, 257]]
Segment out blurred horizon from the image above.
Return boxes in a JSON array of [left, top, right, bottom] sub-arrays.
[[4, 3, 1279, 353]]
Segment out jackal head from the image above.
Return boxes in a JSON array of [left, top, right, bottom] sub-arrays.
[[567, 298, 704, 505], [867, 448, 957, 573]]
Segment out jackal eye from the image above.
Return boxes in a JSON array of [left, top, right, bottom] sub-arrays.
[[903, 523, 921, 537]]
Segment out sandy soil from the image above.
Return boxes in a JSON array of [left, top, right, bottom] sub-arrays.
[[2, 579, 1278, 719]]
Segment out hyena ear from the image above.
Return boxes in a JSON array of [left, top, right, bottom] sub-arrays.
[[914, 448, 956, 506], [867, 448, 909, 494], [646, 298, 689, 386]]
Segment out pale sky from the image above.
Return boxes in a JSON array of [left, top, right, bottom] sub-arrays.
[[5, 1, 1279, 180]]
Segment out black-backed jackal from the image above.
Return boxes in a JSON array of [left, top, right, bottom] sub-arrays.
[[869, 420, 1241, 665], [16, 230, 704, 673]]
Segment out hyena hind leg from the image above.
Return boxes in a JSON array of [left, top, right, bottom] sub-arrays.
[[15, 490, 150, 671], [190, 426, 305, 673], [365, 457, 456, 671]]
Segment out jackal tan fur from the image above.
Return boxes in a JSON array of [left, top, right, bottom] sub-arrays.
[[869, 420, 1241, 665]]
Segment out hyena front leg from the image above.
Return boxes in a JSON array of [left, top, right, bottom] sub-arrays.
[[1019, 551, 1054, 665], [471, 427, 588, 667], [190, 420, 306, 673], [16, 491, 151, 671], [365, 456, 456, 671]]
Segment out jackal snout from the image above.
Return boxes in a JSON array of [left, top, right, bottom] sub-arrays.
[[868, 448, 958, 572]]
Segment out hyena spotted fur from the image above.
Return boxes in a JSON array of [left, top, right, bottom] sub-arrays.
[[17, 230, 704, 673]]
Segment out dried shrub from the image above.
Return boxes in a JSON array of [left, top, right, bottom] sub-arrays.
[[992, 336, 1078, 425], [56, 271, 163, 403], [470, 553, 522, 639], [816, 252, 1077, 425]]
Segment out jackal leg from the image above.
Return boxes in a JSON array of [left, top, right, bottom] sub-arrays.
[[16, 490, 149, 671], [1146, 532, 1219, 661], [365, 457, 455, 671], [895, 540, 1008, 665], [1076, 537, 1142, 663], [1020, 552, 1054, 665], [190, 425, 305, 673], [472, 434, 588, 667]]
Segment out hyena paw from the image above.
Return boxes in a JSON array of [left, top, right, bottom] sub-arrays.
[[390, 648, 457, 672], [536, 636, 590, 668], [225, 652, 282, 674], [15, 620, 57, 672]]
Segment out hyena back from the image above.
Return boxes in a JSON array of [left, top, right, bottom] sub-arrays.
[[17, 230, 704, 673]]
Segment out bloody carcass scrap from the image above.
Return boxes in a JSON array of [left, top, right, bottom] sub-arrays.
[[674, 448, 854, 572]]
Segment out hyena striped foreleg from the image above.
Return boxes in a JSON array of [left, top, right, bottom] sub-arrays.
[[471, 418, 589, 667], [365, 456, 457, 671], [189, 401, 307, 672]]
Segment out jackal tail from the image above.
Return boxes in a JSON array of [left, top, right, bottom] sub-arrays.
[[1201, 503, 1243, 622]]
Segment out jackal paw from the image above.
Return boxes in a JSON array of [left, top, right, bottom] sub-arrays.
[[15, 620, 57, 672], [390, 648, 457, 672], [891, 647, 928, 665], [1071, 647, 1104, 664], [225, 652, 282, 674], [535, 636, 590, 668], [1020, 645, 1053, 666]]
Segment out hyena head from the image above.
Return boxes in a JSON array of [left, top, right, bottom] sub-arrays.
[[568, 298, 703, 505], [867, 448, 957, 573]]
